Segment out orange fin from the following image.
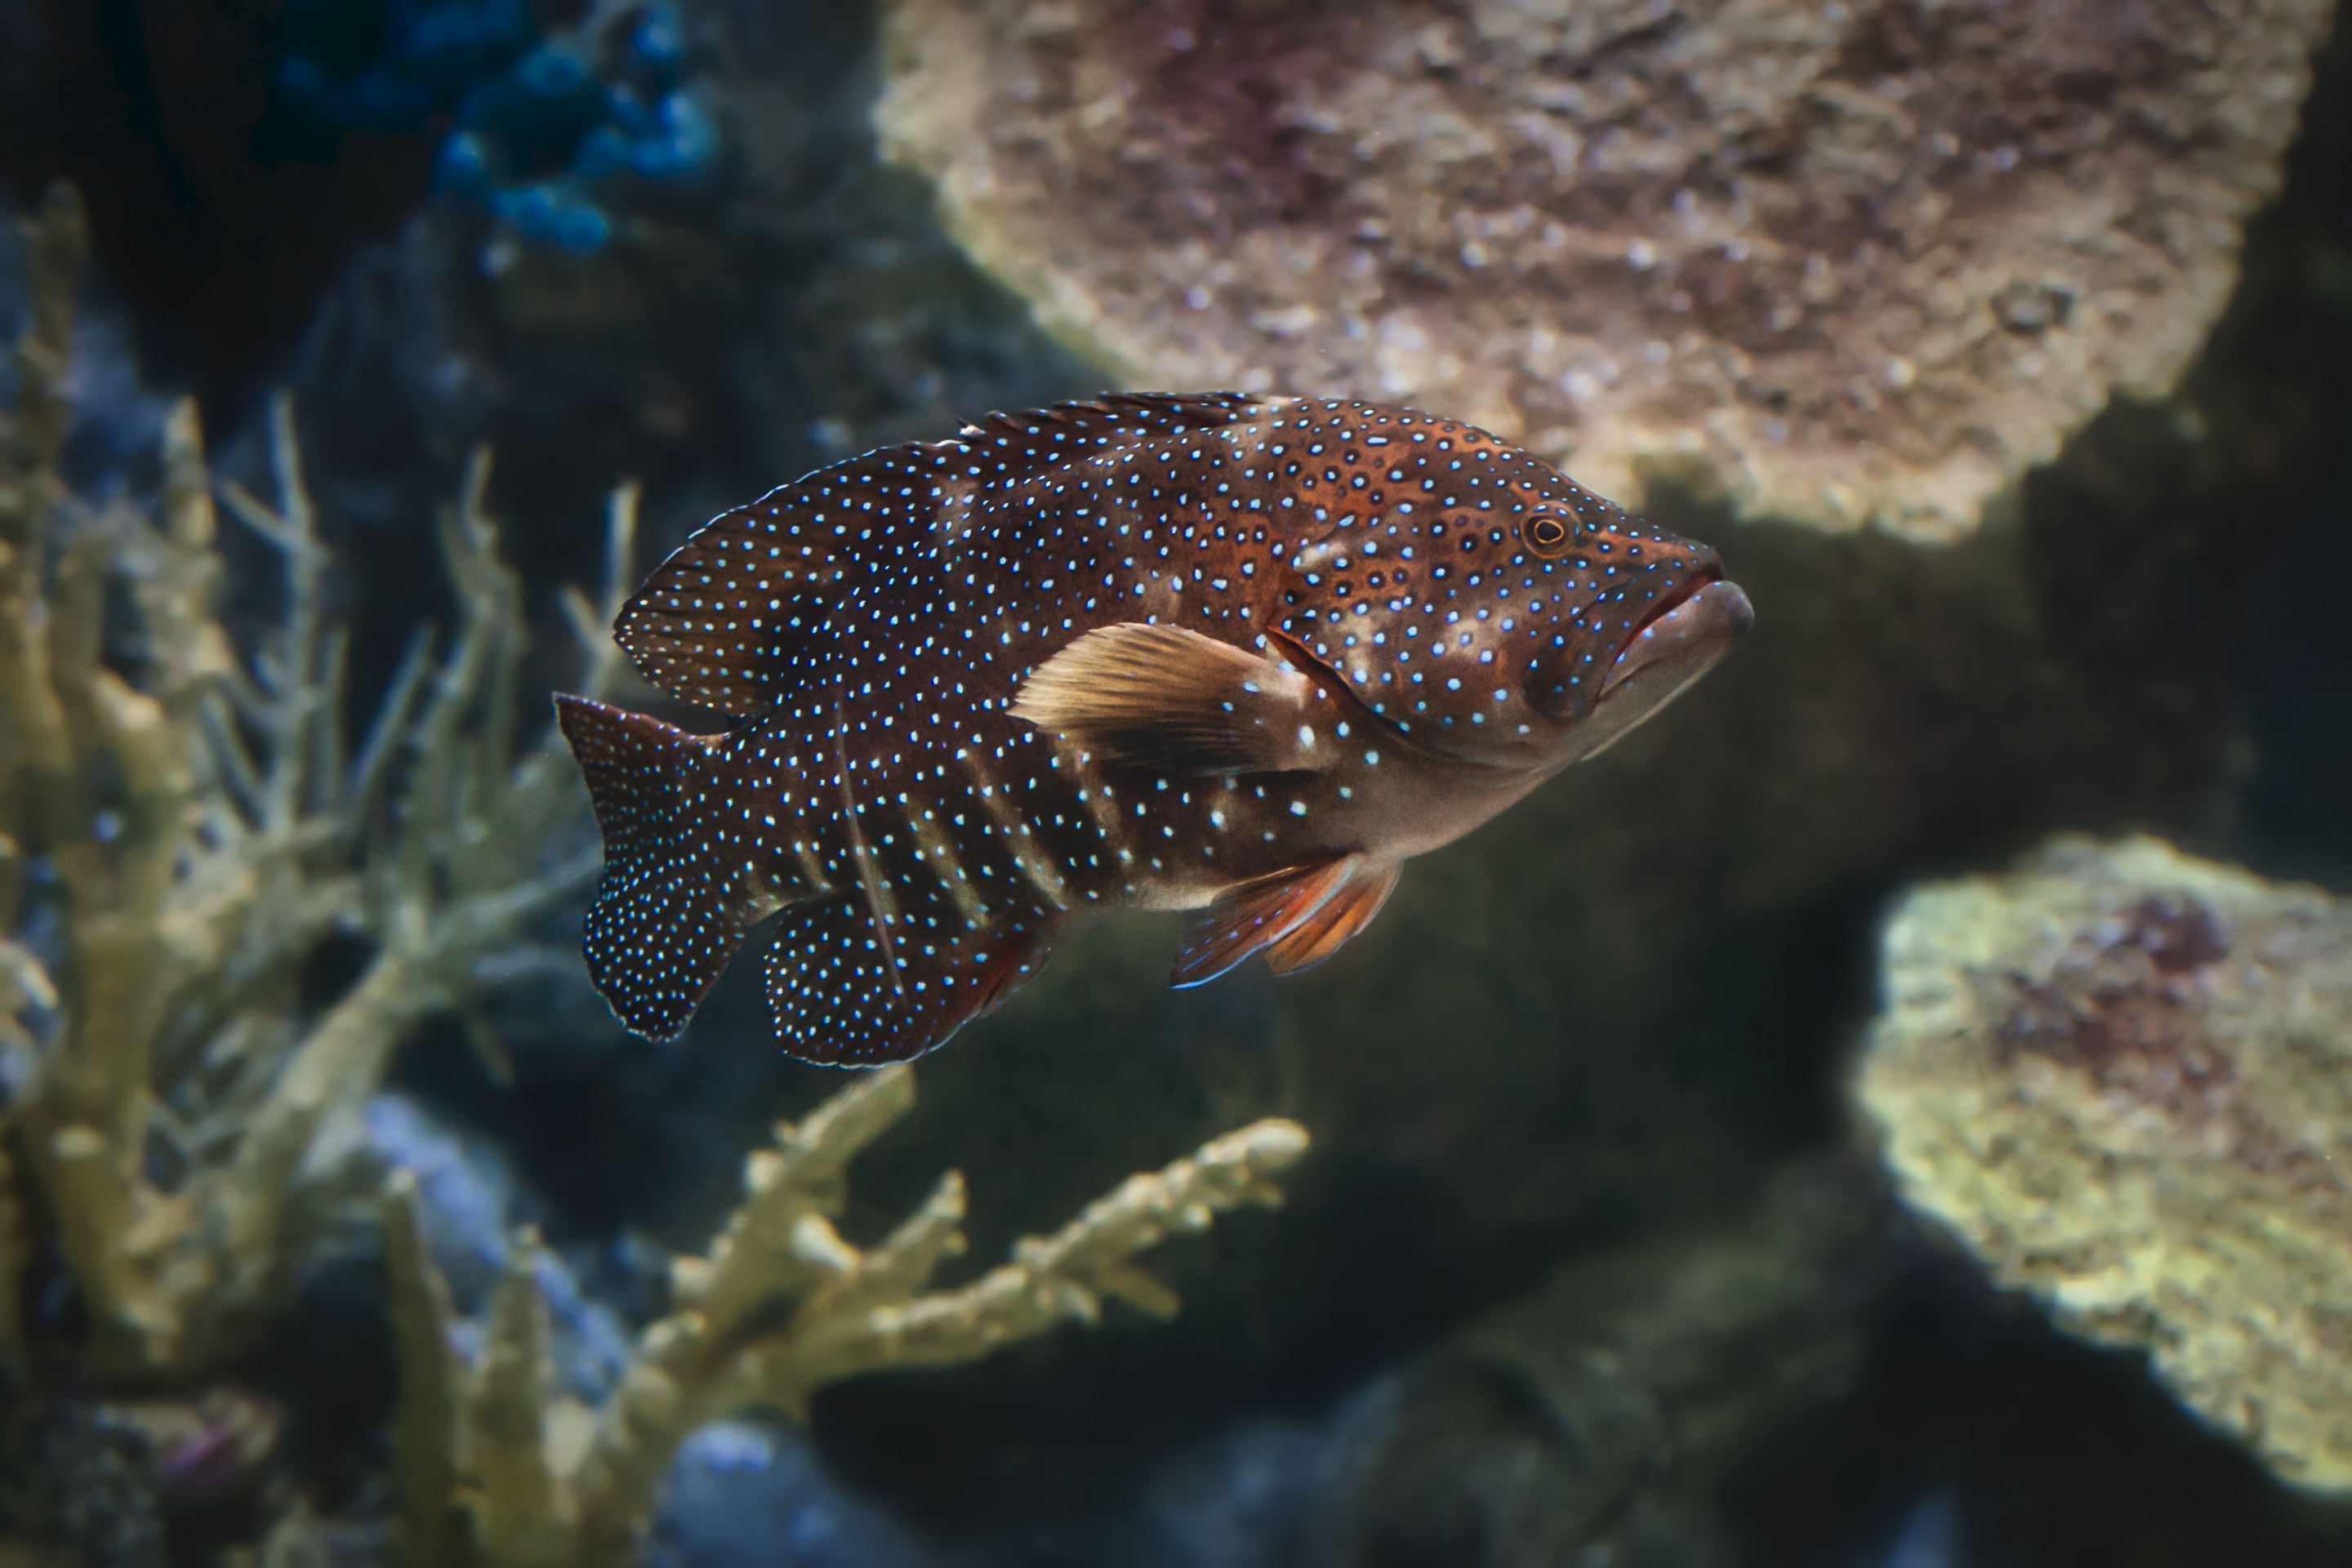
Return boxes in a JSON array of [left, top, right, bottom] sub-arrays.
[[1011, 623, 1323, 775], [1263, 860, 1400, 974], [1171, 856, 1396, 988]]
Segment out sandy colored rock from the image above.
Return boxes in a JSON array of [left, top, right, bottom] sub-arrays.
[[1856, 836, 2352, 1493], [877, 0, 2328, 540]]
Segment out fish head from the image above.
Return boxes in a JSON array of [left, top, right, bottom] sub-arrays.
[[1518, 513, 1753, 765], [1279, 416, 1750, 772]]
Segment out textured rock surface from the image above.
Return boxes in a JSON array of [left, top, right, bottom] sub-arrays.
[[877, 0, 2330, 539], [899, 1160, 1896, 1567], [646, 1420, 933, 1568], [1303, 1158, 1889, 1566], [1856, 836, 2352, 1493]]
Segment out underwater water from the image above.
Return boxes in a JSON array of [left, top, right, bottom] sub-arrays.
[[1, 0, 2350, 1565]]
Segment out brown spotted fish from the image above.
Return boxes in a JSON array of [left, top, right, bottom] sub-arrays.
[[555, 394, 1751, 1064]]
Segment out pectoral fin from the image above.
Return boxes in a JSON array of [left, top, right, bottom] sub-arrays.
[[1172, 856, 1400, 987], [1010, 622, 1322, 774]]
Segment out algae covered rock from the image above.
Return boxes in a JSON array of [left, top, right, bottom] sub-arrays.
[[876, 0, 2330, 538], [1855, 835, 2352, 1492]]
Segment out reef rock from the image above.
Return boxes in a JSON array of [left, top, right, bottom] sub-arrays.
[[1305, 1157, 1889, 1566], [876, 0, 2329, 539], [1856, 836, 2352, 1493]]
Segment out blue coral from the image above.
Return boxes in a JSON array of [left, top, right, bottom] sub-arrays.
[[440, 6, 718, 252], [275, 0, 541, 134], [278, 0, 719, 253]]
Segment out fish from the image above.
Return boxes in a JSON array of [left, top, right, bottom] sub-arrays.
[[555, 393, 1752, 1065]]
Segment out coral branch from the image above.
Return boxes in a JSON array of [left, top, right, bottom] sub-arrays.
[[385, 1172, 463, 1568], [2, 180, 1315, 1568], [471, 1232, 573, 1565], [747, 1116, 1311, 1413], [381, 1063, 1310, 1568], [0, 186, 637, 1379]]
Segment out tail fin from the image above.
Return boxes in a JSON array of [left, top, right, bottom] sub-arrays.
[[555, 694, 763, 1041]]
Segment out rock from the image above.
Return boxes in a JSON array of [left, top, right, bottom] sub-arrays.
[[1303, 1157, 1891, 1565], [645, 1419, 935, 1568], [32, 1404, 165, 1568], [1129, 1421, 1326, 1568], [1855, 835, 2352, 1493], [875, 0, 2331, 539], [363, 1094, 639, 1405], [1864, 1494, 1961, 1568], [925, 1159, 1887, 1566]]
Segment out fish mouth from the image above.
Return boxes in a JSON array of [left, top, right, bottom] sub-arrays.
[[1561, 573, 1753, 763], [1597, 574, 1754, 701]]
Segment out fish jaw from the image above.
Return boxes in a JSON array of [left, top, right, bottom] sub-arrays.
[[1566, 578, 1753, 762]]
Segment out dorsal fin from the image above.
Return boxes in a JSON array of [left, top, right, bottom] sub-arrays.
[[956, 391, 1267, 451], [616, 439, 960, 713], [616, 394, 1276, 716]]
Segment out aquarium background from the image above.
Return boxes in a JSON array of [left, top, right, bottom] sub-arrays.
[[2, 0, 2350, 1564]]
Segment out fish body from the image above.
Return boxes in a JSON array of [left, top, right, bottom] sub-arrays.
[[556, 394, 1752, 1064]]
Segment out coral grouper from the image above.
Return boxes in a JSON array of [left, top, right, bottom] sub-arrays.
[[555, 394, 1753, 1064]]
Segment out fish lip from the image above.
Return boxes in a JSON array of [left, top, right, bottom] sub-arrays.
[[1597, 572, 1753, 700], [1608, 568, 1717, 667]]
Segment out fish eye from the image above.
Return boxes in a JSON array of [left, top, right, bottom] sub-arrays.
[[1527, 514, 1573, 555]]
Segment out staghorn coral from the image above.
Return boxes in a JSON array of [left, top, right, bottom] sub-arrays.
[[381, 1062, 1308, 1568], [1855, 835, 2352, 1493], [0, 184, 1313, 1565], [876, 0, 2331, 540], [0, 183, 630, 1381]]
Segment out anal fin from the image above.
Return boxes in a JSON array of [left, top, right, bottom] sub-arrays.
[[765, 887, 1064, 1066], [1172, 856, 1399, 988]]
